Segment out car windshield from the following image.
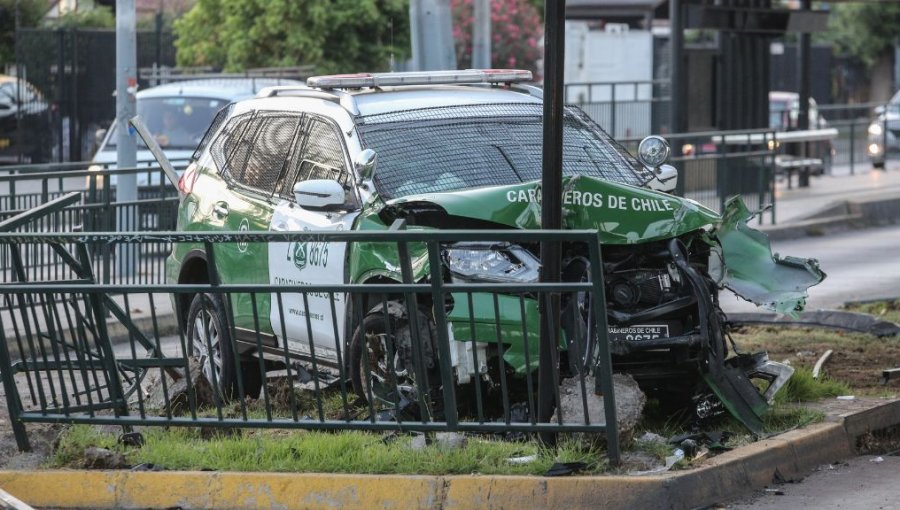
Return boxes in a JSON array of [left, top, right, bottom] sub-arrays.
[[357, 103, 651, 199], [105, 96, 227, 151]]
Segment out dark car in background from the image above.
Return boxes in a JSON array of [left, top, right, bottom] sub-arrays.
[[0, 75, 52, 164]]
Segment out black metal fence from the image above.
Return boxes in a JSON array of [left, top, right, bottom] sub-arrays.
[[817, 102, 891, 172], [0, 228, 621, 463], [7, 28, 178, 165], [0, 163, 179, 291], [565, 80, 671, 140]]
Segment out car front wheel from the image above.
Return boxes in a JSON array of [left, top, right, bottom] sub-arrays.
[[349, 305, 439, 420]]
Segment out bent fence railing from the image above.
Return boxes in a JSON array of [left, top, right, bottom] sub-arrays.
[[0, 229, 621, 463], [0, 164, 179, 292]]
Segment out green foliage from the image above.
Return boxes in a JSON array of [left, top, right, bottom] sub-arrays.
[[0, 0, 45, 65], [828, 3, 900, 66], [451, 0, 543, 74], [173, 0, 410, 73], [43, 6, 115, 29]]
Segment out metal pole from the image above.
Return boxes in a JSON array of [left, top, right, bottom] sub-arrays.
[[669, 0, 685, 134], [797, 0, 811, 187], [538, 0, 565, 446], [472, 0, 491, 69], [116, 0, 137, 277]]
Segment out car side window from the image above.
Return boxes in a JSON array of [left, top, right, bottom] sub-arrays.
[[211, 112, 305, 196], [240, 114, 304, 192], [281, 116, 354, 200]]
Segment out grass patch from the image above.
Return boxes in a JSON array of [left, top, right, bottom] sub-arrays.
[[731, 325, 900, 393], [50, 425, 607, 475], [844, 299, 900, 324], [775, 366, 852, 403]]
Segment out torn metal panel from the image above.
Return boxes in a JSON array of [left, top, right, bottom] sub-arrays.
[[715, 196, 826, 317]]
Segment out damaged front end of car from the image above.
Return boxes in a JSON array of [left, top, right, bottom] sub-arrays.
[[355, 176, 824, 434]]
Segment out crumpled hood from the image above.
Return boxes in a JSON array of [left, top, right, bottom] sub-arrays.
[[385, 175, 720, 245], [380, 175, 825, 315]]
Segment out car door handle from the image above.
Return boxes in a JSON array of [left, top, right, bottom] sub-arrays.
[[213, 202, 229, 218]]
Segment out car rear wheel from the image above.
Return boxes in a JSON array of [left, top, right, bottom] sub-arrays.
[[186, 293, 261, 400]]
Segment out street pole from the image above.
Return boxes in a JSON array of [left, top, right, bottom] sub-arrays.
[[409, 0, 457, 71], [116, 0, 137, 277], [538, 0, 565, 446], [669, 0, 685, 135], [797, 0, 811, 188], [472, 0, 491, 69]]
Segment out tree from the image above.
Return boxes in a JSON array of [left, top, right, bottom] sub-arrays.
[[828, 3, 900, 67], [44, 6, 115, 29], [173, 0, 410, 73], [0, 0, 45, 66], [451, 0, 543, 74]]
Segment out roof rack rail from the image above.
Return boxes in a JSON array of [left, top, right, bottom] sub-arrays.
[[255, 86, 359, 115], [307, 69, 533, 90]]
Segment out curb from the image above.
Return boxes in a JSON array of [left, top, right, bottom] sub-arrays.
[[1, 399, 897, 510], [761, 195, 900, 241]]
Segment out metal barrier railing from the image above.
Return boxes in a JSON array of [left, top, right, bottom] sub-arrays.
[[621, 128, 777, 224], [0, 229, 621, 463], [0, 165, 179, 292], [565, 81, 671, 139], [817, 102, 892, 173]]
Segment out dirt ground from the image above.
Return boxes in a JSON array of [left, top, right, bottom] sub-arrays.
[[731, 325, 900, 393]]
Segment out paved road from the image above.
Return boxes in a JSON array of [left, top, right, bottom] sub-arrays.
[[721, 223, 900, 313], [727, 454, 900, 509]]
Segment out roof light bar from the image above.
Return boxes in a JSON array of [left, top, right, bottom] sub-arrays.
[[307, 69, 533, 89]]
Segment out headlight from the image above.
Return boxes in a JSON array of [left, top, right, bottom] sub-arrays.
[[868, 123, 883, 136], [442, 243, 540, 283], [638, 135, 671, 168], [869, 143, 882, 155]]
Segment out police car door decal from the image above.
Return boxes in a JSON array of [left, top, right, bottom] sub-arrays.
[[269, 201, 357, 360]]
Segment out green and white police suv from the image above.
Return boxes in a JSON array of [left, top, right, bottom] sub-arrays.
[[166, 70, 824, 430]]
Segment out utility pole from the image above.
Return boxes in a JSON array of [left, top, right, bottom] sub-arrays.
[[538, 0, 565, 446], [409, 0, 457, 71], [797, 0, 811, 187], [116, 0, 137, 276], [472, 0, 491, 69]]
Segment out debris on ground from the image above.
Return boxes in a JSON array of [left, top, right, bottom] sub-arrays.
[[811, 349, 833, 379], [551, 373, 646, 448], [409, 432, 467, 450], [81, 447, 128, 470], [144, 358, 216, 415], [544, 461, 590, 476]]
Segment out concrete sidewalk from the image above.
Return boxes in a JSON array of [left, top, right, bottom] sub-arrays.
[[744, 159, 900, 243]]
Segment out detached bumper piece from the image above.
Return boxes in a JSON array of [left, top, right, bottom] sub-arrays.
[[669, 239, 792, 436]]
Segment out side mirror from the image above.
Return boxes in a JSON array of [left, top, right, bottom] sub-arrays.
[[294, 179, 346, 211], [354, 148, 377, 179], [646, 164, 678, 194]]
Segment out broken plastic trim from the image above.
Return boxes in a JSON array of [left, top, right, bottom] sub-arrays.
[[715, 197, 826, 318]]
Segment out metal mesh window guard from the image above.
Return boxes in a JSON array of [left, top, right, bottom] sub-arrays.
[[357, 103, 652, 199]]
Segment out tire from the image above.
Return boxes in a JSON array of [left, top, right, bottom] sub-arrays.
[[186, 293, 262, 400], [349, 305, 439, 419], [873, 160, 885, 170]]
